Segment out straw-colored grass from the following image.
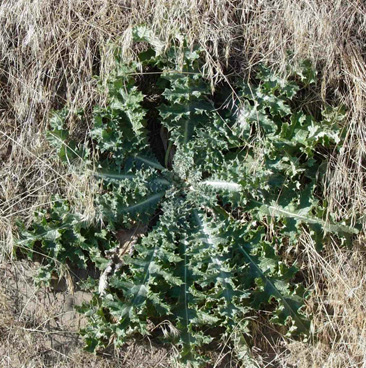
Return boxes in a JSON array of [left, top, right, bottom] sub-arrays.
[[276, 236, 366, 368], [1, 0, 366, 366]]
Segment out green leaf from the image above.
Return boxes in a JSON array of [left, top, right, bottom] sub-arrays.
[[235, 236, 309, 333], [132, 25, 165, 56], [120, 191, 166, 214], [254, 199, 358, 236]]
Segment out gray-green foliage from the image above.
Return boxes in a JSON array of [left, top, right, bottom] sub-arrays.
[[17, 28, 357, 366]]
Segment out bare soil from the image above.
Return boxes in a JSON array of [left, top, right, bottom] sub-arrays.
[[0, 261, 173, 368]]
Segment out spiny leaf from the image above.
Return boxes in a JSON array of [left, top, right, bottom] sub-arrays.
[[252, 199, 358, 236], [132, 25, 165, 56], [235, 235, 309, 333]]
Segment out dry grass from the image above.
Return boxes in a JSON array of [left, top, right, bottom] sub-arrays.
[[1, 0, 366, 366], [274, 235, 366, 368]]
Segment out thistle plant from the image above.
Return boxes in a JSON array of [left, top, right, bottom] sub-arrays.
[[17, 27, 357, 366]]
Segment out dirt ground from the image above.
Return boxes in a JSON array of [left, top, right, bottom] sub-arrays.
[[0, 261, 173, 368]]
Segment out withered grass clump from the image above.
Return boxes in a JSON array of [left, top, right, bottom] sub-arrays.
[[1, 0, 366, 366], [277, 239, 366, 368]]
